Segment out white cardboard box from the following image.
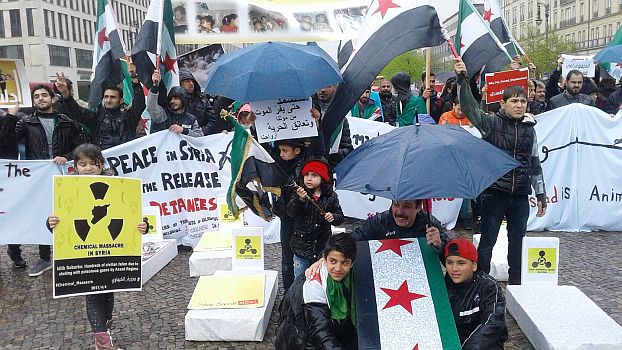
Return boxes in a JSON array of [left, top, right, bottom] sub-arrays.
[[141, 239, 178, 285], [189, 249, 232, 277], [185, 270, 278, 341], [507, 285, 622, 349]]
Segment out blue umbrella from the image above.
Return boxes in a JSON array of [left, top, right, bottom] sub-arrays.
[[204, 42, 342, 102], [594, 44, 622, 63], [334, 124, 520, 200]]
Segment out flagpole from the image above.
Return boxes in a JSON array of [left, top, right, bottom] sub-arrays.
[[223, 111, 327, 217], [425, 48, 431, 114], [107, 0, 130, 60], [155, 0, 165, 71]]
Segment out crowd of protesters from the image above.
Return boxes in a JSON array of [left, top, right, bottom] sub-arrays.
[[2, 50, 621, 349]]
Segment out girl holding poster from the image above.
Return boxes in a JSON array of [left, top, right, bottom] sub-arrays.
[[47, 143, 147, 350]]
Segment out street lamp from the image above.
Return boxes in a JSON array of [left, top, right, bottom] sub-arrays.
[[535, 2, 550, 46]]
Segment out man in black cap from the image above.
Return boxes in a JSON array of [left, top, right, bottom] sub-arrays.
[[148, 70, 203, 136]]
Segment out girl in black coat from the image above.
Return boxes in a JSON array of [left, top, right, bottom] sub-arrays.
[[287, 158, 344, 278]]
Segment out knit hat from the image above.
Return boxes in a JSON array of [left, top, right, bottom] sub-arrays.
[[444, 239, 478, 262], [301, 159, 331, 183]]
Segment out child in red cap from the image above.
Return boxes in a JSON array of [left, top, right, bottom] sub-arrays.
[[286, 158, 344, 279], [444, 239, 508, 349]]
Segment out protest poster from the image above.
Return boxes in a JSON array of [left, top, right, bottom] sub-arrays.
[[562, 54, 596, 78], [172, 0, 368, 44], [194, 230, 233, 252], [52, 176, 142, 298], [103, 131, 233, 247], [485, 68, 530, 104], [232, 226, 264, 271], [187, 274, 265, 309], [142, 206, 163, 242], [252, 98, 317, 142], [521, 237, 560, 285], [0, 160, 62, 245], [0, 59, 32, 108]]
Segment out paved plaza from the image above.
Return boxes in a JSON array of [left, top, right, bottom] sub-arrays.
[[1, 219, 621, 349]]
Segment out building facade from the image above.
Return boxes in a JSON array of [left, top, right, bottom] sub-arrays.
[[501, 0, 622, 55], [0, 0, 149, 99]]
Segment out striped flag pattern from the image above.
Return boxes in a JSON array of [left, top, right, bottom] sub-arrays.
[[355, 238, 461, 349]]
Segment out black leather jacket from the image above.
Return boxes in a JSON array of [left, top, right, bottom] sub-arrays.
[[446, 271, 508, 349], [62, 82, 145, 150], [350, 210, 449, 255], [276, 275, 357, 350], [287, 189, 344, 260], [1, 110, 82, 160]]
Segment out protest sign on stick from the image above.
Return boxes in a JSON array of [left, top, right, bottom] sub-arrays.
[[485, 68, 529, 104], [252, 98, 317, 142], [561, 54, 595, 77]]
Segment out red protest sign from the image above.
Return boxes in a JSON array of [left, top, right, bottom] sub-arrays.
[[485, 68, 530, 104]]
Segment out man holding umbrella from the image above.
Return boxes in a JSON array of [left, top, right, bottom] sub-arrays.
[[455, 57, 547, 285], [351, 199, 449, 253]]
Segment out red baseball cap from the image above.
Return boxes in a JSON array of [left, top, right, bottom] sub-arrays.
[[444, 239, 478, 262]]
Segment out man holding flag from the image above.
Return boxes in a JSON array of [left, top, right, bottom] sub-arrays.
[[57, 69, 145, 150], [455, 57, 547, 285]]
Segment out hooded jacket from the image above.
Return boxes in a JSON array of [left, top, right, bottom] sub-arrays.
[[390, 72, 427, 127], [178, 70, 223, 135], [147, 86, 203, 136]]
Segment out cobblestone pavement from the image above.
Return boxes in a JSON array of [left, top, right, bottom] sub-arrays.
[[1, 219, 621, 349]]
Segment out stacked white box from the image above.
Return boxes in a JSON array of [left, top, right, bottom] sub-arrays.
[[184, 270, 278, 341]]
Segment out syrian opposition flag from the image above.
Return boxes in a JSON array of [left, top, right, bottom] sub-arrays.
[[598, 26, 622, 80], [355, 238, 460, 349], [456, 0, 511, 78], [131, 0, 179, 105], [481, 0, 526, 74], [226, 116, 285, 221], [88, 0, 126, 109], [484, 0, 519, 58], [321, 0, 446, 150]]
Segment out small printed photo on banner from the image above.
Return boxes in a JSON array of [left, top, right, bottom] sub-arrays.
[[333, 6, 367, 34], [249, 5, 288, 33], [177, 44, 224, 90], [193, 1, 238, 34], [173, 1, 190, 34], [0, 59, 32, 108], [293, 11, 332, 32]]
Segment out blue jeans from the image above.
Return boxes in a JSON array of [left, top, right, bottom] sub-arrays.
[[293, 255, 313, 279], [280, 218, 295, 291], [478, 189, 529, 285]]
